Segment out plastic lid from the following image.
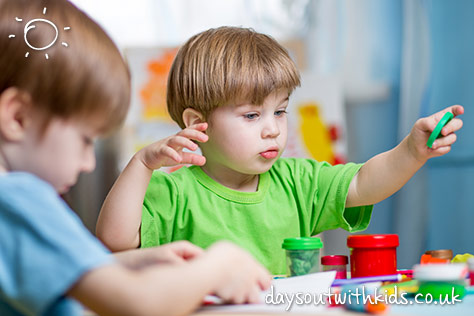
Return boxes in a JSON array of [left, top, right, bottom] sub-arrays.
[[425, 249, 453, 260], [282, 237, 323, 250], [414, 263, 468, 281], [427, 112, 453, 148], [321, 255, 348, 265], [347, 234, 399, 248]]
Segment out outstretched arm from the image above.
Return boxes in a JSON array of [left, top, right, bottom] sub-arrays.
[[96, 123, 208, 251], [346, 105, 464, 207]]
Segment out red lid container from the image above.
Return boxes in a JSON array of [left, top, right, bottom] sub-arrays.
[[347, 234, 399, 278], [321, 255, 348, 265], [321, 255, 348, 279]]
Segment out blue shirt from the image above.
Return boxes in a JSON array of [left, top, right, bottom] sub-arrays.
[[0, 172, 114, 316]]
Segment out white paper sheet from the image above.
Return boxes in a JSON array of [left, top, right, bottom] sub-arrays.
[[200, 271, 338, 314]]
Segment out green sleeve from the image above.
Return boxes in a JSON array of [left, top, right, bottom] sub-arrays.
[[141, 171, 179, 248], [310, 161, 373, 235]]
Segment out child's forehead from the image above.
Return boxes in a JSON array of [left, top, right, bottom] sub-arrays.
[[223, 101, 265, 112], [233, 101, 259, 108], [230, 91, 290, 108], [53, 115, 106, 138], [71, 109, 119, 135]]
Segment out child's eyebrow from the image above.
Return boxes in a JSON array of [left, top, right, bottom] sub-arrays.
[[280, 96, 290, 104]]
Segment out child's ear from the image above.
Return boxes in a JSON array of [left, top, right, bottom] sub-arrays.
[[182, 108, 205, 128], [0, 87, 32, 142]]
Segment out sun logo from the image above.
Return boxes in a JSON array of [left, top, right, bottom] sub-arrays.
[[8, 7, 70, 59]]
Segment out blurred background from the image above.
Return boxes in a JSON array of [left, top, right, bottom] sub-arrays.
[[64, 0, 474, 269]]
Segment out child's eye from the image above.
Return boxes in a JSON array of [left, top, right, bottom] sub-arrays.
[[275, 110, 288, 117], [244, 113, 259, 120], [83, 136, 94, 146]]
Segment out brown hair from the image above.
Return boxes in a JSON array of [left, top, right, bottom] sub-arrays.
[[0, 0, 130, 134], [167, 26, 301, 129]]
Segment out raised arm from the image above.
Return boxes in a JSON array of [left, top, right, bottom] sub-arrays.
[[96, 123, 208, 251], [346, 105, 464, 207], [68, 241, 271, 316]]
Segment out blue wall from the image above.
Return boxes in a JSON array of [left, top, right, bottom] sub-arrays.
[[425, 0, 474, 257]]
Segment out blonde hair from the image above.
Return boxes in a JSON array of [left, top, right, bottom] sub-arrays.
[[167, 26, 301, 128], [0, 0, 130, 134]]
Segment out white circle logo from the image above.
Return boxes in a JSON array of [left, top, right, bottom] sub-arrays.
[[9, 7, 70, 59], [24, 18, 58, 51]]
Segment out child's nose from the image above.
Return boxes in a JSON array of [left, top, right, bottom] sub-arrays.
[[82, 148, 96, 173], [261, 118, 280, 138]]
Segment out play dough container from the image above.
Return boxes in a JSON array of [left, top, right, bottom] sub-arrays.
[[282, 237, 323, 277], [414, 263, 467, 300], [347, 234, 399, 278], [321, 255, 348, 279], [468, 258, 474, 286]]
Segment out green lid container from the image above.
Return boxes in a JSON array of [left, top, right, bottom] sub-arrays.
[[282, 237, 324, 250], [282, 237, 323, 277]]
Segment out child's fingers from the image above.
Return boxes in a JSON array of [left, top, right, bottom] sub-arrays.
[[441, 118, 463, 136], [450, 105, 464, 117], [154, 242, 204, 262], [187, 122, 208, 131], [180, 152, 206, 166], [160, 146, 182, 163], [430, 145, 451, 156], [178, 127, 209, 143], [170, 241, 204, 260], [434, 105, 464, 120], [168, 135, 199, 151], [233, 292, 247, 305], [423, 105, 464, 133], [258, 269, 272, 290], [431, 133, 457, 149], [246, 285, 263, 304]]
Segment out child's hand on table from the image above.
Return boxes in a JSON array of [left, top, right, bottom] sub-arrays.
[[136, 122, 209, 170], [115, 241, 271, 304], [203, 241, 272, 304], [407, 105, 464, 162]]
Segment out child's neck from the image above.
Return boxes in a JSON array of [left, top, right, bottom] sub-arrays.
[[200, 164, 259, 192], [0, 149, 9, 173]]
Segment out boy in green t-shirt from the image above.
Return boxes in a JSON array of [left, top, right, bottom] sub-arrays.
[[96, 26, 464, 274]]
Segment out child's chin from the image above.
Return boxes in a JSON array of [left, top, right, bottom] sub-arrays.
[[57, 185, 72, 194], [254, 164, 274, 174]]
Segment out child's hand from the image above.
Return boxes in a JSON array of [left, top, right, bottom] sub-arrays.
[[114, 241, 204, 269], [204, 241, 272, 304], [152, 241, 204, 263], [136, 123, 209, 170], [140, 241, 204, 264], [407, 105, 464, 162]]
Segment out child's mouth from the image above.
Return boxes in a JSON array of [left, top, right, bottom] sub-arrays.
[[260, 150, 279, 159]]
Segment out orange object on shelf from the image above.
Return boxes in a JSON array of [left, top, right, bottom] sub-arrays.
[[420, 254, 450, 264]]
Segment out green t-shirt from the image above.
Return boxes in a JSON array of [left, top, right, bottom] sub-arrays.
[[141, 158, 373, 274]]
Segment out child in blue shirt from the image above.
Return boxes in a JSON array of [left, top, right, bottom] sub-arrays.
[[0, 2, 270, 315], [96, 27, 464, 274]]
